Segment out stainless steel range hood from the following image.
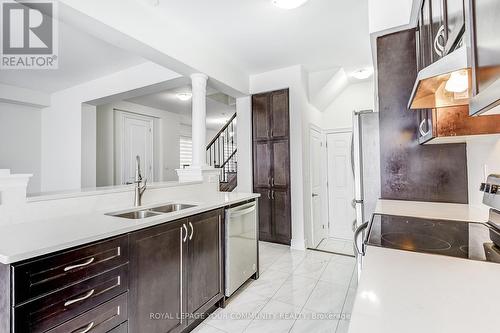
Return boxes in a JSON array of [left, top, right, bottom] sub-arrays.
[[408, 46, 472, 110]]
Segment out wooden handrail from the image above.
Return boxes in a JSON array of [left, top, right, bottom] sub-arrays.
[[206, 112, 237, 150], [220, 149, 237, 169]]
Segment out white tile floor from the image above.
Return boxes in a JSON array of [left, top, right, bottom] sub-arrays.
[[316, 238, 355, 256], [193, 242, 357, 333]]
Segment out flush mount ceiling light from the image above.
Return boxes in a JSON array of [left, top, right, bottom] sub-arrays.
[[176, 92, 192, 101], [351, 68, 374, 80], [271, 0, 310, 10]]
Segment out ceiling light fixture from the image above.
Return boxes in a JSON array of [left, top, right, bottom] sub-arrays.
[[351, 68, 374, 80], [444, 70, 468, 93], [176, 92, 192, 101], [271, 0, 310, 10]]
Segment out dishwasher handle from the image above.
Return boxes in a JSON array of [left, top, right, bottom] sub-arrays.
[[227, 202, 256, 218]]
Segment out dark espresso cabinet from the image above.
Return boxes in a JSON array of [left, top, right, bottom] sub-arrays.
[[129, 209, 224, 333], [129, 219, 186, 333], [252, 89, 292, 245], [0, 209, 226, 333], [186, 210, 224, 323], [8, 236, 130, 333]]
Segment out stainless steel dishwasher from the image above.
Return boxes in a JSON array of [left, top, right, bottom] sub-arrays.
[[225, 201, 258, 297]]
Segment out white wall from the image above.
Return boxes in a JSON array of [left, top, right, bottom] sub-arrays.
[[322, 81, 375, 129], [94, 101, 181, 186], [58, 0, 249, 96], [0, 102, 42, 194], [466, 135, 500, 211], [236, 96, 252, 193], [81, 103, 97, 188], [368, 0, 413, 34], [41, 62, 181, 192], [96, 104, 114, 187]]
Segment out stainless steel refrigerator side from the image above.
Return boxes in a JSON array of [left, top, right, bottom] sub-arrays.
[[352, 110, 380, 279]]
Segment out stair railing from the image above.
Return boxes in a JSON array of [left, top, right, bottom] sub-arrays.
[[206, 113, 237, 183]]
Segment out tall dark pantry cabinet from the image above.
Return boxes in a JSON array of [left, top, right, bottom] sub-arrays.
[[252, 89, 292, 245]]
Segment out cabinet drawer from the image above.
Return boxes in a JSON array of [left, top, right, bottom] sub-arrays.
[[45, 293, 128, 333], [14, 265, 129, 333], [13, 235, 129, 304], [108, 322, 128, 333]]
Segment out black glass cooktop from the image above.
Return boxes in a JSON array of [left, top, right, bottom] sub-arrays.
[[366, 214, 500, 263]]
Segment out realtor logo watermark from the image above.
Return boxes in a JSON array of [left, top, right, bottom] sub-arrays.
[[1, 0, 58, 69]]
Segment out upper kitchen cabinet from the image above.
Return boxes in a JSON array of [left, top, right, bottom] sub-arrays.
[[252, 89, 290, 141], [416, 0, 465, 64], [252, 93, 271, 141], [445, 0, 466, 53], [417, 105, 500, 144], [469, 0, 500, 115], [410, 0, 500, 118]]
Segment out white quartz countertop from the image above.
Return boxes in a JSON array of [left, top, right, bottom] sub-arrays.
[[349, 246, 500, 333], [0, 192, 259, 264], [349, 199, 498, 333]]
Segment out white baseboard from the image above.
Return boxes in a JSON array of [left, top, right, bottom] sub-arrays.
[[290, 238, 306, 251]]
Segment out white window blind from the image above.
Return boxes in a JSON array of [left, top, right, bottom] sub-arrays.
[[180, 136, 192, 167]]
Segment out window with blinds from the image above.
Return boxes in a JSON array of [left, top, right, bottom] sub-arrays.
[[180, 136, 192, 168]]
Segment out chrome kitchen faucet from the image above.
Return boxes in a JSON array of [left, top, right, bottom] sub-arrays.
[[134, 155, 147, 207]]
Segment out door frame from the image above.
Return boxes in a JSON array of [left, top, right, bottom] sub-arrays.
[[308, 125, 329, 248], [114, 109, 159, 185], [324, 127, 355, 241]]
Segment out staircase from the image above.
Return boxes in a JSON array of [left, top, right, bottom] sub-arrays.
[[206, 113, 237, 192]]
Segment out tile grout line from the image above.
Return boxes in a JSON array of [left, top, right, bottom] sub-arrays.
[[241, 249, 296, 333], [333, 266, 357, 333]]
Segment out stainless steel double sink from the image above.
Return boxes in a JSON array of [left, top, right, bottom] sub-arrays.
[[107, 203, 196, 220]]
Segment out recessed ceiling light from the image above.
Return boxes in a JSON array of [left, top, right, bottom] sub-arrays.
[[176, 92, 192, 101], [351, 68, 374, 80], [271, 0, 310, 10]]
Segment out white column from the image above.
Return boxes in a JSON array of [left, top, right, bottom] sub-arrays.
[[176, 74, 220, 184], [190, 73, 208, 168]]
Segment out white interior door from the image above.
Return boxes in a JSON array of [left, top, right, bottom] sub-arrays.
[[122, 114, 154, 185], [310, 128, 328, 247], [327, 131, 356, 241]]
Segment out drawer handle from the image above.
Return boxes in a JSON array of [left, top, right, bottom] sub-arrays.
[[73, 322, 94, 333], [64, 289, 95, 307], [64, 257, 95, 272]]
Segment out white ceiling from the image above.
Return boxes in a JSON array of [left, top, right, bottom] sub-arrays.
[[0, 20, 146, 93], [126, 85, 236, 130], [157, 0, 372, 75]]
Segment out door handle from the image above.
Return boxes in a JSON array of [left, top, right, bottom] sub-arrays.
[[271, 190, 275, 200], [267, 190, 271, 199], [188, 222, 194, 240], [433, 25, 446, 57], [354, 222, 369, 256], [64, 289, 95, 307], [312, 193, 319, 197], [182, 224, 188, 243], [419, 119, 431, 137]]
